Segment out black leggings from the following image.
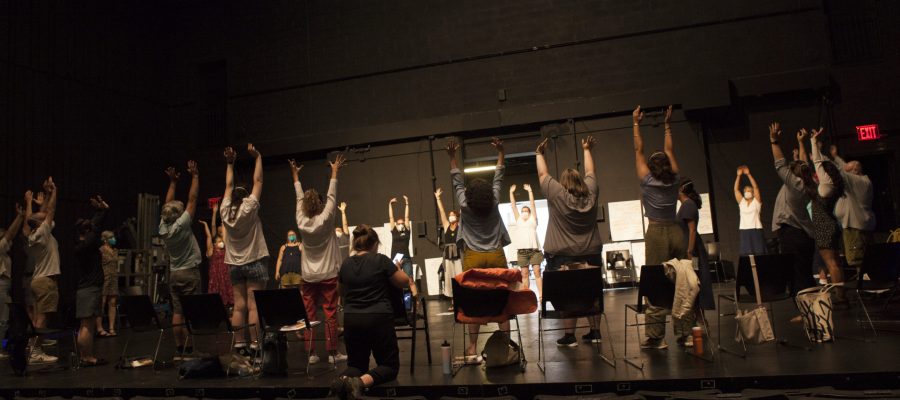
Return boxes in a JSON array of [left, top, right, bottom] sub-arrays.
[[777, 224, 816, 295], [342, 312, 399, 386]]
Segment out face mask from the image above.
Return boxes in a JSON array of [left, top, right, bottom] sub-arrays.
[[397, 225, 406, 232], [216, 241, 225, 249], [448, 216, 457, 223], [107, 238, 117, 246], [521, 211, 530, 219], [288, 234, 297, 242], [744, 192, 753, 200], [335, 231, 343, 238]]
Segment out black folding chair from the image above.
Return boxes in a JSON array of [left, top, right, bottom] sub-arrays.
[[117, 295, 168, 369], [717, 254, 794, 356], [254, 288, 321, 377], [179, 293, 258, 375], [538, 267, 615, 371], [844, 243, 900, 337], [707, 241, 727, 283], [5, 302, 75, 373], [450, 279, 527, 376], [389, 287, 433, 375], [623, 265, 674, 369]]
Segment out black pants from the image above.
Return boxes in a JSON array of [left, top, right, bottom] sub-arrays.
[[342, 312, 399, 386], [777, 224, 816, 295]]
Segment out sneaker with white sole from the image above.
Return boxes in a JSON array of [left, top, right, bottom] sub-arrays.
[[640, 338, 668, 349], [29, 351, 59, 364], [308, 354, 320, 365], [556, 334, 578, 347], [329, 352, 348, 364], [581, 330, 603, 343], [677, 336, 694, 348]]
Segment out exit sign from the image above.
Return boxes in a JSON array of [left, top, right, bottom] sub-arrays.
[[856, 124, 881, 141]]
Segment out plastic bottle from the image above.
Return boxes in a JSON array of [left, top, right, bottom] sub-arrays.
[[441, 340, 451, 374]]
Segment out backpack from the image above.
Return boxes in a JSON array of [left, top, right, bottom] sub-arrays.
[[481, 330, 519, 368], [178, 356, 225, 379]]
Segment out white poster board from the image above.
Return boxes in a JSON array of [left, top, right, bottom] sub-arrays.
[[498, 199, 548, 266], [608, 200, 645, 242], [676, 193, 713, 235]]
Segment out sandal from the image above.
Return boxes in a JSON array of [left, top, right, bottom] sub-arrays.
[[97, 330, 111, 337], [107, 331, 117, 337]]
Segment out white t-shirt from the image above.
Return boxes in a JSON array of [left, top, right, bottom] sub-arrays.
[[27, 221, 60, 278], [221, 194, 270, 265], [511, 216, 540, 251], [0, 237, 11, 279], [739, 199, 763, 230]]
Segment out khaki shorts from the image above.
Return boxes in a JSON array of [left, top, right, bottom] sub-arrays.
[[462, 248, 508, 271], [842, 228, 871, 266], [280, 272, 302, 287], [169, 268, 201, 315], [516, 248, 544, 267], [31, 276, 59, 314]]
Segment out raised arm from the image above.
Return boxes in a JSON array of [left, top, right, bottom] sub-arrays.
[[525, 184, 537, 225], [223, 147, 236, 201], [796, 128, 809, 164], [632, 106, 650, 179], [535, 138, 550, 181], [22, 191, 33, 237], [338, 202, 349, 234], [733, 167, 744, 204], [582, 136, 596, 177], [508, 184, 520, 221], [491, 137, 505, 202], [42, 178, 58, 225], [447, 140, 467, 207], [769, 122, 786, 162], [289, 159, 304, 222], [663, 105, 679, 174], [211, 203, 221, 240], [809, 128, 825, 164], [388, 198, 397, 229], [5, 203, 25, 242], [200, 220, 213, 257], [829, 145, 846, 169], [403, 195, 410, 229], [164, 167, 179, 204], [321, 153, 346, 221], [247, 144, 263, 201], [434, 188, 449, 228], [185, 160, 199, 218], [745, 167, 761, 202]]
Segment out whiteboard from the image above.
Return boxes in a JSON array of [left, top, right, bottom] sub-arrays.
[[676, 193, 713, 235], [608, 200, 645, 241]]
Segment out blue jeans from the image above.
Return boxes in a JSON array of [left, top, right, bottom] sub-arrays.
[[400, 257, 413, 280]]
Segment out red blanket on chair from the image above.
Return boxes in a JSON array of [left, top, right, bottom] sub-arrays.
[[454, 268, 538, 324]]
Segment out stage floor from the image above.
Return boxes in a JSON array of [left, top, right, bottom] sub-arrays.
[[4, 285, 900, 399]]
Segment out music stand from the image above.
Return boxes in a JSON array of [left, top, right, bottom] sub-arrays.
[[253, 288, 322, 377]]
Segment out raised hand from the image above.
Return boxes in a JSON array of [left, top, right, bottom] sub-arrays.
[[96, 195, 110, 209], [288, 159, 303, 176], [223, 147, 237, 163], [165, 166, 180, 181], [338, 202, 347, 212], [535, 138, 549, 154], [434, 188, 443, 198], [632, 105, 644, 124], [390, 197, 398, 204], [811, 127, 825, 139], [446, 140, 459, 157], [34, 191, 45, 206], [329, 153, 347, 172], [736, 166, 744, 176], [582, 136, 595, 150], [90, 196, 101, 209], [491, 137, 504, 153], [16, 202, 24, 216], [664, 105, 673, 124], [187, 160, 199, 177], [44, 177, 56, 193], [199, 220, 209, 228], [247, 143, 260, 158], [402, 195, 409, 204], [792, 148, 800, 161], [509, 184, 517, 193], [829, 144, 838, 159], [797, 128, 809, 142], [768, 122, 782, 141], [523, 183, 532, 193], [25, 190, 33, 204]]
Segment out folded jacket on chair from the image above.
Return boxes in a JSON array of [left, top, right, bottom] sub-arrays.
[[454, 268, 538, 324]]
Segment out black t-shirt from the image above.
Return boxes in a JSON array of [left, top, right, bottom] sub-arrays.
[[75, 210, 106, 289], [281, 244, 301, 274], [338, 252, 398, 314], [390, 227, 410, 259]]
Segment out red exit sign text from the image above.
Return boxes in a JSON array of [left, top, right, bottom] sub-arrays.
[[856, 124, 881, 141]]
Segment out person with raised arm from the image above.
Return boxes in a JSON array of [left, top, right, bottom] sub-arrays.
[[291, 154, 348, 365], [809, 128, 847, 305], [768, 123, 817, 297], [536, 135, 605, 347], [434, 188, 462, 307], [201, 203, 233, 308], [0, 203, 25, 359], [633, 105, 689, 350], [734, 165, 766, 255], [73, 196, 109, 366], [220, 145, 269, 358], [23, 178, 60, 364], [448, 137, 513, 360], [509, 183, 543, 297], [335, 202, 351, 261], [159, 161, 202, 360], [388, 195, 416, 295], [829, 144, 876, 273]]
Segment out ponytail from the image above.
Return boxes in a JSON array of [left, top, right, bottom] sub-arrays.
[[679, 178, 702, 209]]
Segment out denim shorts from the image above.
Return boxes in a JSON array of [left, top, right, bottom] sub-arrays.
[[229, 258, 270, 284]]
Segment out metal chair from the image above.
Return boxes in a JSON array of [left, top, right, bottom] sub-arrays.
[[538, 267, 615, 371], [179, 293, 259, 375], [390, 288, 433, 374], [254, 288, 320, 377], [624, 265, 674, 369], [843, 243, 900, 337], [706, 242, 726, 283], [117, 295, 167, 369]]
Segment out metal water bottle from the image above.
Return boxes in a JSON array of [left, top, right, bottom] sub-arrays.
[[441, 340, 451, 374]]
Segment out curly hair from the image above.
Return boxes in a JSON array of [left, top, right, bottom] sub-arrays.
[[301, 189, 324, 217], [464, 178, 496, 217], [648, 151, 677, 184]]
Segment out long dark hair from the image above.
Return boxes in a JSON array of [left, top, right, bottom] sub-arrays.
[[820, 161, 846, 199], [352, 224, 380, 252], [679, 178, 702, 209], [560, 168, 590, 198], [649, 151, 677, 184], [464, 178, 495, 217], [790, 160, 818, 204]]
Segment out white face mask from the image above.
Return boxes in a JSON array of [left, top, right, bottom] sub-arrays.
[[448, 216, 457, 223], [521, 211, 530, 219], [397, 225, 406, 232], [216, 241, 225, 249], [744, 191, 753, 200], [335, 231, 343, 238]]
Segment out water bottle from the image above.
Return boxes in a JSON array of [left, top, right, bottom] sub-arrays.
[[441, 340, 451, 374]]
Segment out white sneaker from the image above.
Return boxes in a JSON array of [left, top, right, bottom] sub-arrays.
[[308, 354, 320, 365], [30, 351, 58, 364], [329, 352, 347, 364], [0, 351, 9, 359]]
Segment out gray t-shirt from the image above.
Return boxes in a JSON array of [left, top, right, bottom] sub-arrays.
[[640, 173, 679, 221], [451, 166, 511, 252], [771, 158, 815, 237], [27, 221, 60, 278], [541, 174, 603, 256], [159, 211, 202, 271]]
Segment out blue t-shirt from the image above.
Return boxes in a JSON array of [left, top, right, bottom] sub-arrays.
[[641, 173, 680, 221]]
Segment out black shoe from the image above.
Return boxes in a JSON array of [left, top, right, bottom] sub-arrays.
[[582, 329, 602, 343], [343, 376, 364, 400], [328, 376, 348, 400], [556, 334, 578, 347]]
